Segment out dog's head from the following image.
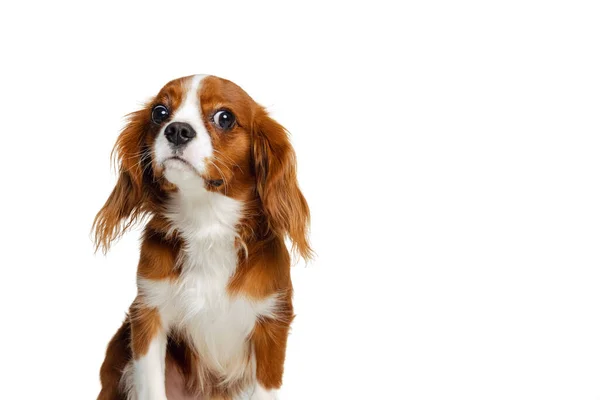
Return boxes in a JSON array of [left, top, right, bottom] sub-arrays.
[[93, 75, 311, 259]]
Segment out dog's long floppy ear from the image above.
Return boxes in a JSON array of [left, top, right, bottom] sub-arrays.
[[93, 110, 148, 254], [252, 108, 313, 260]]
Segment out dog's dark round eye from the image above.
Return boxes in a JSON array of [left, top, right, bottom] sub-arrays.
[[213, 110, 235, 130], [151, 105, 170, 124]]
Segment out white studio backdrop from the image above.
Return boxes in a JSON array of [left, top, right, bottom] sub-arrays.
[[0, 1, 599, 399]]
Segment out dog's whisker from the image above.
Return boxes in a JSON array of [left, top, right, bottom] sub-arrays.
[[213, 149, 244, 173]]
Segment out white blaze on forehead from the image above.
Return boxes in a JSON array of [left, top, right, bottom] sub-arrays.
[[172, 74, 207, 129]]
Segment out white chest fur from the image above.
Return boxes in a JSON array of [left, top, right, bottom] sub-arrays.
[[138, 187, 278, 379]]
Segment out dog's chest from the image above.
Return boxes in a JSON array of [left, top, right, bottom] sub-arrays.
[[150, 265, 265, 370], [141, 190, 277, 373]]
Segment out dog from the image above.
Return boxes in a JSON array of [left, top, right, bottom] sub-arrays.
[[93, 74, 312, 400]]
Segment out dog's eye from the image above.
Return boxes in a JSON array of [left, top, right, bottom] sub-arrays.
[[151, 105, 170, 124], [212, 110, 235, 130]]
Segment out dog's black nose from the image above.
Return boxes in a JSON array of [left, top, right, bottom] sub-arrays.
[[164, 122, 196, 146]]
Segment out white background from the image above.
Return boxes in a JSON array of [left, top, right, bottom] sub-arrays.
[[1, 1, 599, 399]]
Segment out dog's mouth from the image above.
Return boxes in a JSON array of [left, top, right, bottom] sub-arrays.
[[163, 157, 223, 187], [207, 179, 224, 187], [164, 156, 195, 169], [162, 156, 202, 179]]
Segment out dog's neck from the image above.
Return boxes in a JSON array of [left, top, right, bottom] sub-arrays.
[[160, 166, 274, 266]]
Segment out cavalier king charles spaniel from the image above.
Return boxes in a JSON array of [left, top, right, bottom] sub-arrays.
[[93, 74, 312, 400]]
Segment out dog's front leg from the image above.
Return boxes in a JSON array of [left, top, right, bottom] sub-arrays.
[[251, 296, 294, 400], [130, 302, 168, 400]]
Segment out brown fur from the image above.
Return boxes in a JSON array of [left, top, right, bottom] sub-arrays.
[[93, 75, 311, 399], [98, 319, 131, 400]]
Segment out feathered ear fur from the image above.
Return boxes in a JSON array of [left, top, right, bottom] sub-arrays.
[[92, 110, 148, 253], [252, 109, 313, 260]]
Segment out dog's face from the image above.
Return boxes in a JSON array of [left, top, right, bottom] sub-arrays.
[[151, 75, 255, 192], [93, 75, 311, 259]]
